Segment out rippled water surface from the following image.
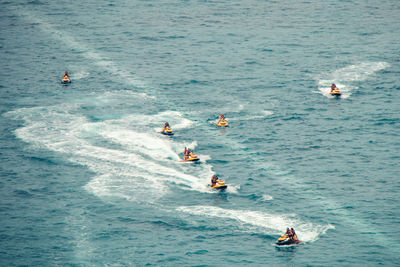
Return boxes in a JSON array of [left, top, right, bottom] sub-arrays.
[[1, 0, 399, 266]]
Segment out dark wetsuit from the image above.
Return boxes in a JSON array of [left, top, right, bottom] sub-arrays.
[[211, 176, 218, 186]]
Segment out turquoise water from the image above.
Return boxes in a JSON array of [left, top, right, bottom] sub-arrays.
[[1, 0, 399, 266]]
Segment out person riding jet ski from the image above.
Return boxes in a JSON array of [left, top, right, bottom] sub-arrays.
[[330, 83, 341, 96], [276, 227, 302, 246], [161, 122, 173, 135], [209, 175, 227, 190], [62, 71, 71, 84], [211, 175, 218, 187], [289, 228, 298, 241], [184, 147, 190, 160], [217, 114, 229, 127], [181, 147, 199, 162]]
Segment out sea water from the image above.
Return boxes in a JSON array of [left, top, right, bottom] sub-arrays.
[[0, 0, 399, 266]]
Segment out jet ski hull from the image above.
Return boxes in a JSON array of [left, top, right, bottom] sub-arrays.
[[211, 185, 227, 190], [210, 180, 227, 190], [61, 77, 71, 84], [181, 155, 200, 162], [276, 240, 302, 246], [160, 127, 174, 135], [276, 234, 302, 246], [330, 89, 341, 96], [181, 158, 200, 162], [217, 120, 229, 127]]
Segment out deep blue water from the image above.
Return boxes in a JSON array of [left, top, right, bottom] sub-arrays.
[[1, 0, 400, 266]]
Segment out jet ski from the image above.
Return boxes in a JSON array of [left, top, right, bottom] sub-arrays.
[[330, 88, 341, 96], [181, 152, 200, 162], [160, 126, 174, 136], [210, 179, 228, 190], [276, 234, 302, 246], [217, 119, 229, 127], [61, 76, 71, 84]]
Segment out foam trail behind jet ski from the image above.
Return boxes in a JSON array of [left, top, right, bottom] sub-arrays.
[[229, 110, 274, 121], [72, 70, 90, 80], [150, 111, 195, 130], [261, 194, 273, 201], [15, 8, 148, 93], [259, 161, 400, 253], [317, 62, 389, 98], [6, 101, 219, 203], [177, 206, 333, 242]]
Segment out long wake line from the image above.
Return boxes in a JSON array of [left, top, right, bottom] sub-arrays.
[[14, 7, 149, 93]]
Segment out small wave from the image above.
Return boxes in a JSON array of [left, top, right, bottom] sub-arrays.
[[230, 110, 274, 121], [185, 140, 198, 150], [14, 189, 33, 198], [198, 154, 211, 162], [261, 194, 273, 201], [177, 205, 334, 242], [27, 0, 44, 5], [226, 184, 240, 194], [72, 71, 90, 80], [148, 111, 195, 131]]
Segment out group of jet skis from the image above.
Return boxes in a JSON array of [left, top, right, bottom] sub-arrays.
[[160, 114, 229, 191], [62, 72, 341, 99], [62, 72, 302, 245], [161, 115, 300, 245]]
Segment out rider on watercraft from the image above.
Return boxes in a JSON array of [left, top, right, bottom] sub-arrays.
[[211, 175, 218, 187], [331, 83, 337, 92], [210, 175, 227, 190], [181, 147, 200, 161], [162, 122, 170, 132], [217, 113, 229, 127], [289, 228, 298, 241], [277, 227, 301, 245], [64, 71, 69, 78], [184, 147, 191, 160]]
